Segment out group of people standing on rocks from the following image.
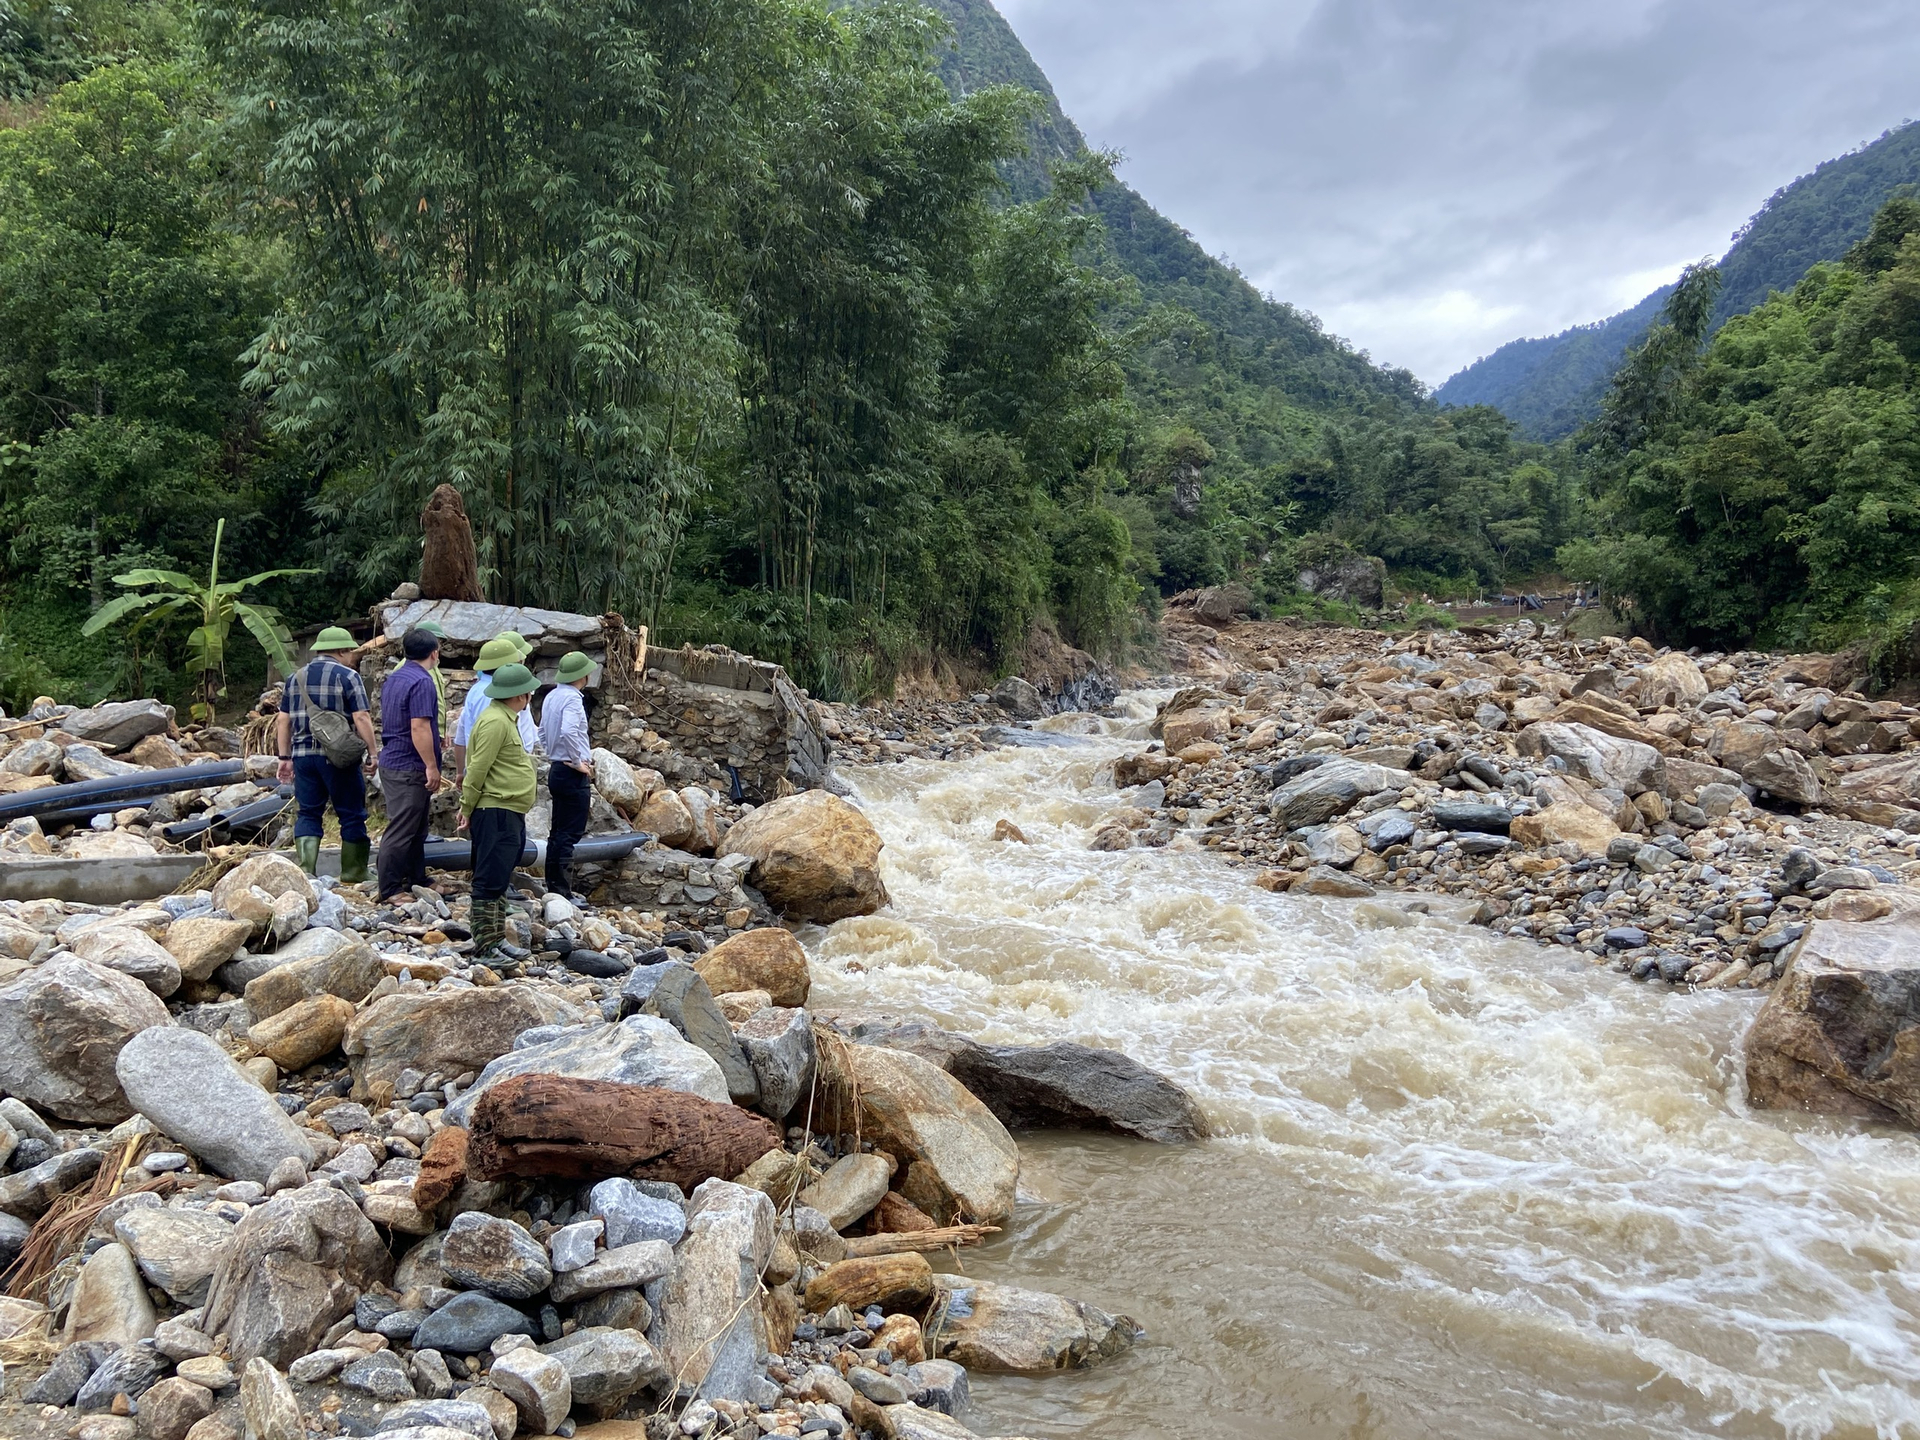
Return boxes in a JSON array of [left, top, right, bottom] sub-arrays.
[[273, 623, 598, 956]]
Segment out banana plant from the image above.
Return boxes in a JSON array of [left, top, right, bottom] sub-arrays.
[[81, 518, 317, 723]]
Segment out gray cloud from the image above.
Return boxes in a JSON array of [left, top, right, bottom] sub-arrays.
[[997, 0, 1920, 385]]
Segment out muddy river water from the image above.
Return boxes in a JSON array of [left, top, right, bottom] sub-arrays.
[[800, 698, 1920, 1439]]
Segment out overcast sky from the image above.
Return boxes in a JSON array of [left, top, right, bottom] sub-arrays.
[[995, 0, 1920, 387]]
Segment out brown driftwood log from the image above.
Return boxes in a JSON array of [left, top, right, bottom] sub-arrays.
[[839, 1224, 999, 1258], [411, 1125, 470, 1212], [866, 1190, 939, 1235], [465, 1074, 780, 1191], [419, 484, 485, 602]]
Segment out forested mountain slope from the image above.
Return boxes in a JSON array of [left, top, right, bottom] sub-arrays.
[[1437, 122, 1920, 439]]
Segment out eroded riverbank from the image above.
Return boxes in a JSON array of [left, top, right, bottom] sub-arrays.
[[811, 702, 1920, 1439]]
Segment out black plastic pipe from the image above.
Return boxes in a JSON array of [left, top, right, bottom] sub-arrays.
[[0, 760, 249, 824], [155, 788, 292, 844], [413, 832, 648, 871]]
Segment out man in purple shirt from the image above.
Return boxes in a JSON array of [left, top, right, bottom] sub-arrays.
[[375, 628, 442, 902]]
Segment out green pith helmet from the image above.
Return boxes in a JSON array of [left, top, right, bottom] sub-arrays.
[[494, 629, 533, 659], [485, 663, 538, 699], [474, 637, 520, 672], [311, 626, 357, 652], [415, 619, 446, 637], [555, 651, 593, 683]]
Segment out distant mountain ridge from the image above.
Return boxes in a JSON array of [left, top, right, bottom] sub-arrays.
[[924, 0, 1423, 422], [1435, 121, 1920, 439]]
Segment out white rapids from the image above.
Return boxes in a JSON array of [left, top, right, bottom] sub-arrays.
[[796, 695, 1920, 1440]]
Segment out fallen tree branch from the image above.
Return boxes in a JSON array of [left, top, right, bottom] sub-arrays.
[[840, 1224, 999, 1258]]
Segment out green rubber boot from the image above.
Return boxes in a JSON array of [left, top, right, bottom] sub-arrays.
[[339, 840, 371, 885], [295, 835, 321, 877], [470, 897, 506, 958]]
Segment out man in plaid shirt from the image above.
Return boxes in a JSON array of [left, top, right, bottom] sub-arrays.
[[275, 626, 379, 882]]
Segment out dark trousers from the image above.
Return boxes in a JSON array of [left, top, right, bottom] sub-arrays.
[[376, 765, 433, 899], [469, 806, 527, 903], [546, 764, 592, 899], [292, 756, 368, 843]]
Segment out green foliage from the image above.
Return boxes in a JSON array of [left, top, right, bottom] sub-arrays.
[[1572, 196, 1920, 647], [1440, 121, 1920, 440], [81, 517, 311, 720]]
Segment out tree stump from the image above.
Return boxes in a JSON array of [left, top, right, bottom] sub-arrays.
[[419, 484, 485, 602], [465, 1074, 781, 1190]]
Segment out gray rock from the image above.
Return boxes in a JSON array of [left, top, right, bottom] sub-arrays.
[[341, 1348, 417, 1401], [243, 927, 382, 1021], [1742, 749, 1823, 807], [444, 1015, 729, 1124], [835, 1018, 1210, 1145], [0, 955, 170, 1123], [848, 1365, 908, 1405], [411, 1292, 535, 1355], [571, 1287, 652, 1332], [1697, 782, 1748, 818], [1808, 866, 1877, 896], [0, 1147, 104, 1221], [647, 1180, 774, 1401], [60, 699, 175, 752], [441, 1213, 553, 1302], [61, 744, 142, 781], [487, 1345, 571, 1434], [240, 1358, 301, 1440], [1300, 824, 1364, 868], [796, 1153, 891, 1231], [547, 1240, 673, 1304], [1782, 847, 1824, 890], [540, 1325, 668, 1410], [737, 1006, 816, 1121], [1454, 832, 1511, 856], [114, 1206, 235, 1306], [590, 1177, 688, 1249], [548, 1219, 602, 1274], [618, 962, 758, 1105], [24, 1340, 116, 1406], [1357, 811, 1417, 851], [0, 1211, 30, 1266], [377, 1400, 496, 1439], [1431, 802, 1512, 834], [906, 1358, 969, 1415], [990, 676, 1046, 721], [408, 1349, 456, 1401], [1517, 721, 1666, 796], [1605, 927, 1650, 950], [115, 1027, 313, 1184], [201, 1185, 392, 1366], [66, 1241, 157, 1348], [74, 1341, 169, 1412], [1268, 759, 1397, 830], [66, 926, 182, 998]]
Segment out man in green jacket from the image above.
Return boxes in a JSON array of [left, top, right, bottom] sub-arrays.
[[460, 662, 539, 959]]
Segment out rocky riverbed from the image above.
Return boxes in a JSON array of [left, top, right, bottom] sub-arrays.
[[831, 603, 1920, 997]]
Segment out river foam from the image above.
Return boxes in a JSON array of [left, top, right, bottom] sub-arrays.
[[802, 697, 1920, 1439]]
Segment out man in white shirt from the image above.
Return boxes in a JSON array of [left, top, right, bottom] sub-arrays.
[[450, 633, 538, 775], [539, 650, 595, 901]]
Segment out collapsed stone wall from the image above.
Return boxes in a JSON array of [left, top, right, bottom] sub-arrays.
[[352, 596, 829, 802]]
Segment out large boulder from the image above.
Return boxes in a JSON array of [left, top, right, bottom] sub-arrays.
[[114, 1206, 236, 1307], [1509, 802, 1620, 858], [717, 790, 890, 923], [817, 1044, 1018, 1225], [59, 699, 175, 752], [1638, 653, 1708, 710], [822, 1015, 1206, 1144], [619, 962, 758, 1105], [926, 1279, 1137, 1375], [344, 985, 589, 1101], [1742, 748, 1824, 807], [202, 1185, 392, 1366], [737, 1006, 816, 1121], [1267, 760, 1397, 831], [0, 955, 169, 1123], [696, 928, 811, 1008], [243, 928, 382, 1021], [647, 1179, 775, 1402], [211, 852, 315, 917], [117, 1027, 314, 1183], [164, 917, 254, 983], [540, 1326, 668, 1413], [67, 925, 182, 998], [444, 1016, 730, 1125], [1746, 914, 1920, 1125], [1517, 722, 1666, 796]]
